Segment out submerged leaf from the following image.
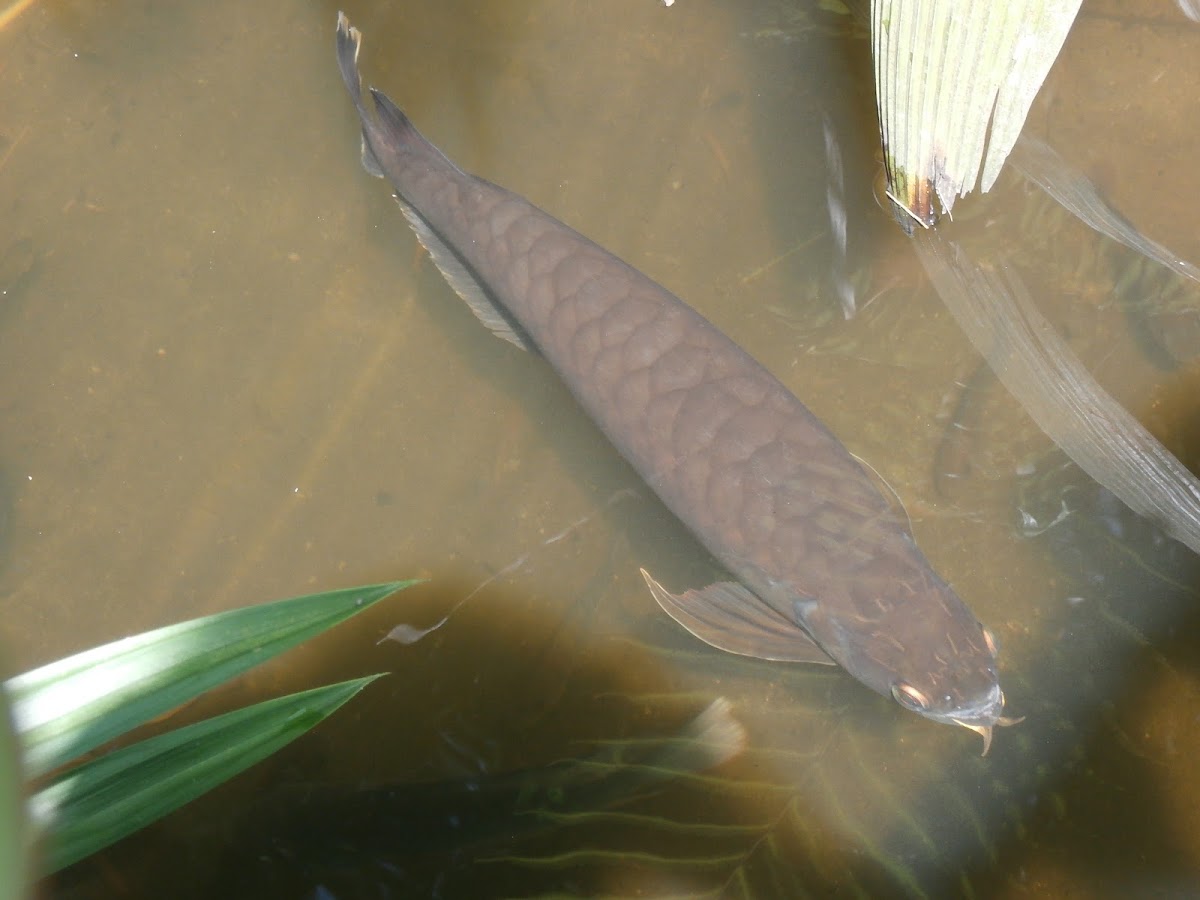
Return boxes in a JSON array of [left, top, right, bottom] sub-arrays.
[[916, 230, 1200, 555], [1011, 136, 1200, 285], [379, 622, 443, 645]]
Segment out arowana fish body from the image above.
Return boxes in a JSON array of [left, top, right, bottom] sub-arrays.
[[335, 13, 1013, 750]]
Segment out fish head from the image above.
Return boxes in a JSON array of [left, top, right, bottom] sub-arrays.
[[784, 562, 1014, 753]]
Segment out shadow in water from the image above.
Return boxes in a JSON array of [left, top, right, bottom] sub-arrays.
[[33, 231, 1200, 900], [970, 370, 1200, 898], [42, 356, 1200, 898]]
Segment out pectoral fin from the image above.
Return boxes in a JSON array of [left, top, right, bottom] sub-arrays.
[[640, 568, 835, 665]]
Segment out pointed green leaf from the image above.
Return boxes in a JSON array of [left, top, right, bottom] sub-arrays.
[[33, 674, 383, 874], [0, 685, 28, 900], [6, 580, 418, 778]]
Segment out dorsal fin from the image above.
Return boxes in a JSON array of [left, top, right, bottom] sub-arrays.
[[394, 196, 533, 352]]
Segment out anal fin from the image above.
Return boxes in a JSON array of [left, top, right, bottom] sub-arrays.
[[640, 569, 834, 665]]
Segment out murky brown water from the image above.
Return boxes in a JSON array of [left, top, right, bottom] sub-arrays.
[[2, 0, 1199, 896]]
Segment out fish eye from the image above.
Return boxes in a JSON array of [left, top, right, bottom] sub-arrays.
[[891, 681, 930, 711], [982, 628, 998, 656]]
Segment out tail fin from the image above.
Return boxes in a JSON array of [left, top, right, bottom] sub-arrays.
[[335, 12, 365, 111], [335, 11, 385, 177], [336, 13, 462, 180]]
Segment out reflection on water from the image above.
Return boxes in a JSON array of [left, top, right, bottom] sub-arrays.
[[0, 0, 1196, 897]]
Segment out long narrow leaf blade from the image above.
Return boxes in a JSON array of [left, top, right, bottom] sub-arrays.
[[6, 581, 418, 778], [32, 674, 383, 874], [0, 683, 27, 900]]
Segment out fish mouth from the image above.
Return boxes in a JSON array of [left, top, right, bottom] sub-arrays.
[[903, 682, 1022, 756], [953, 715, 1024, 756], [944, 687, 1023, 756]]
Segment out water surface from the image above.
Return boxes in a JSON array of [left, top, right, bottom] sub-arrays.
[[1, 0, 1198, 896]]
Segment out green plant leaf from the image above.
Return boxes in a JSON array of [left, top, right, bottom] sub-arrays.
[[6, 580, 417, 779], [32, 674, 383, 874], [0, 683, 27, 900]]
